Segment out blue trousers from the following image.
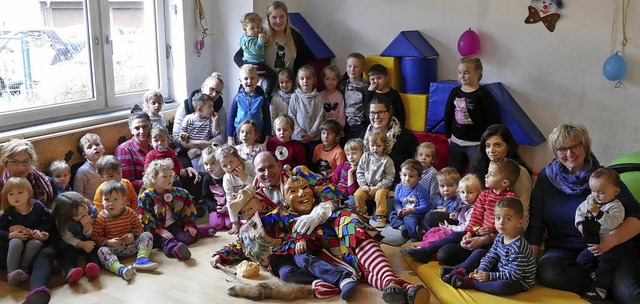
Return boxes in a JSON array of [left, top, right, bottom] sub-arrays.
[[389, 212, 422, 238], [271, 252, 353, 287], [448, 142, 480, 174]]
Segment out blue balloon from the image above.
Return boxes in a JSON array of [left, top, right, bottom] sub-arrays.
[[603, 53, 627, 81]]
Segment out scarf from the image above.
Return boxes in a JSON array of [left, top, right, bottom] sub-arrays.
[[363, 116, 402, 154], [278, 90, 292, 104], [546, 153, 600, 195]]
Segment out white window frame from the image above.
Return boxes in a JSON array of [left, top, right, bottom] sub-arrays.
[[0, 0, 167, 133]]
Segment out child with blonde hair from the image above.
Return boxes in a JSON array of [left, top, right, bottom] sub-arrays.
[[94, 155, 138, 212], [416, 142, 440, 207], [354, 129, 395, 228], [269, 68, 296, 135], [444, 56, 498, 173], [266, 114, 306, 168], [228, 64, 271, 145], [74, 133, 105, 199], [321, 65, 345, 127], [143, 89, 166, 127], [216, 145, 255, 235], [47, 159, 72, 199], [200, 144, 230, 230], [332, 138, 364, 205], [138, 159, 215, 261], [401, 174, 482, 262], [235, 120, 266, 163], [51, 191, 101, 283], [0, 177, 53, 285], [289, 65, 324, 148], [94, 181, 159, 280]]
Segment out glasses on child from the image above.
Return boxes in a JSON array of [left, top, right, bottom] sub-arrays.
[[556, 143, 582, 156], [6, 158, 32, 167], [369, 110, 388, 118]]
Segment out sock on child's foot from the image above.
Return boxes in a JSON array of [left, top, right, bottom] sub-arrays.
[[118, 265, 134, 281], [133, 257, 159, 271], [85, 263, 101, 280], [66, 267, 84, 284], [312, 279, 341, 298]]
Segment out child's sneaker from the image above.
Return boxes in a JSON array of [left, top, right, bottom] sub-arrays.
[[133, 257, 159, 271], [66, 267, 83, 284], [85, 263, 101, 280], [197, 225, 217, 237], [7, 269, 29, 286], [399, 247, 431, 263], [582, 287, 607, 303], [173, 244, 191, 261], [450, 274, 474, 289], [118, 265, 134, 281], [374, 215, 387, 228], [22, 286, 50, 304]]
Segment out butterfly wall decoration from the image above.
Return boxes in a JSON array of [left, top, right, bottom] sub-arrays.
[[525, 0, 563, 32]]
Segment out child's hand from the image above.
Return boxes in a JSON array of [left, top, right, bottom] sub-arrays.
[[231, 164, 248, 180], [368, 82, 376, 91], [397, 209, 405, 217], [228, 222, 241, 235], [301, 134, 311, 143], [439, 220, 449, 228], [587, 199, 600, 214], [258, 33, 266, 40], [31, 229, 48, 240], [462, 231, 473, 241], [157, 228, 174, 239], [477, 226, 492, 236], [185, 167, 201, 183], [472, 270, 489, 282], [185, 226, 197, 236], [404, 207, 415, 215], [107, 238, 122, 247], [449, 212, 456, 219], [79, 240, 96, 253], [367, 187, 379, 197], [211, 111, 218, 122], [295, 239, 307, 255], [9, 229, 30, 240], [120, 233, 134, 244], [361, 185, 370, 193], [210, 255, 222, 268], [80, 214, 93, 231]]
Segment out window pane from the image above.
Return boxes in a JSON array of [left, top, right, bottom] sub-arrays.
[[110, 0, 159, 95], [0, 0, 93, 114]]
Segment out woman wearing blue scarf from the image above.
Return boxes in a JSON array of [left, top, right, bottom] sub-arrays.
[[526, 123, 640, 303]]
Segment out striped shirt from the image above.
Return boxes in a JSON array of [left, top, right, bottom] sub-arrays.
[[465, 189, 516, 235], [180, 113, 213, 141], [92, 207, 143, 246], [478, 234, 536, 290]]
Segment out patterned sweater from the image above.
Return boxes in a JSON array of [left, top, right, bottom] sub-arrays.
[[137, 187, 197, 234]]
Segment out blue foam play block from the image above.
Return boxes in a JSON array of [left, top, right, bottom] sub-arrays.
[[484, 82, 545, 146], [400, 57, 437, 94], [289, 13, 334, 60], [426, 80, 458, 133], [381, 30, 439, 59]]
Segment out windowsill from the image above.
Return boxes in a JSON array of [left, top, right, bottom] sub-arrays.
[[0, 101, 178, 144]]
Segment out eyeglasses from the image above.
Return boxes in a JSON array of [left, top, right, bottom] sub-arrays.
[[207, 87, 221, 95], [556, 143, 582, 156], [369, 110, 388, 118], [6, 158, 32, 167]]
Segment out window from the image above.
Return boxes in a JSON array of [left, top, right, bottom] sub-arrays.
[[0, 0, 166, 132]]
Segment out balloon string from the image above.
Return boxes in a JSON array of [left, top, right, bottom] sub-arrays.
[[620, 0, 629, 50]]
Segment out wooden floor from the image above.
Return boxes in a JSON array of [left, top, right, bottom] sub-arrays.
[[0, 230, 442, 304]]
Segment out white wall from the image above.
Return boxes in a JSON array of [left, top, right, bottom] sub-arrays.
[[186, 0, 639, 172]]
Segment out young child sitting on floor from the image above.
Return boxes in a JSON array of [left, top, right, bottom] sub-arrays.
[[94, 155, 138, 212], [444, 197, 536, 296], [423, 167, 461, 229], [93, 180, 159, 281], [389, 159, 431, 242], [331, 138, 364, 205], [354, 129, 395, 228]]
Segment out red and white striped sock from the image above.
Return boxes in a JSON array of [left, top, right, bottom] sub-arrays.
[[355, 239, 413, 291], [312, 279, 341, 298]]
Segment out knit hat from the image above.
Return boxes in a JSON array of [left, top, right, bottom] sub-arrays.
[[228, 185, 257, 213]]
